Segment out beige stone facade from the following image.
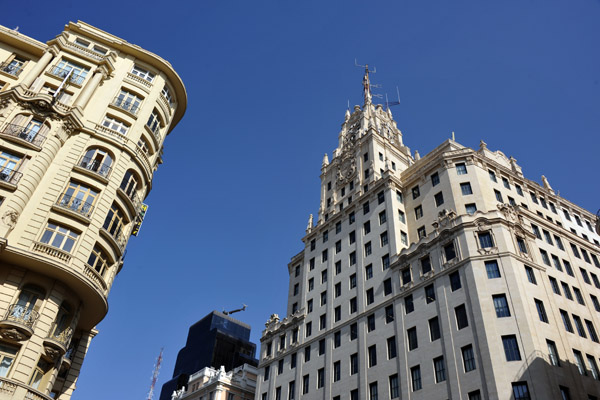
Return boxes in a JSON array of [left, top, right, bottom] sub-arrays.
[[256, 69, 600, 399], [0, 22, 186, 399], [171, 364, 257, 400]]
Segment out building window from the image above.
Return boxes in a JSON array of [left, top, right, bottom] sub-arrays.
[[333, 361, 340, 382], [429, 317, 440, 341], [350, 323, 357, 340], [488, 170, 497, 182], [318, 339, 325, 355], [444, 242, 457, 261], [366, 288, 374, 305], [335, 260, 341, 275], [434, 192, 444, 207], [323, 230, 328, 243], [425, 284, 435, 303], [322, 249, 328, 262], [431, 172, 440, 186], [405, 294, 414, 313], [364, 241, 372, 256], [401, 231, 408, 245], [460, 182, 473, 195], [549, 277, 560, 295], [320, 291, 326, 306], [302, 374, 309, 394], [410, 365, 421, 391], [517, 237, 528, 253], [433, 356, 446, 383], [502, 177, 510, 189], [561, 282, 573, 300], [87, 245, 111, 277], [350, 353, 358, 375], [379, 210, 386, 224], [485, 260, 501, 278], [380, 232, 388, 246], [0, 343, 19, 377], [478, 232, 494, 248], [573, 315, 587, 338], [321, 270, 327, 284], [407, 327, 418, 350], [291, 353, 297, 368], [131, 65, 155, 82], [414, 205, 423, 219], [382, 254, 390, 270], [493, 294, 510, 317], [502, 335, 521, 361], [389, 374, 399, 398], [512, 382, 531, 400], [421, 256, 432, 274], [449, 271, 461, 291], [585, 319, 599, 342], [349, 274, 356, 289], [102, 115, 129, 134], [412, 185, 420, 199], [308, 278, 314, 291], [466, 203, 477, 215], [367, 314, 376, 332], [349, 251, 356, 265], [305, 322, 312, 337], [334, 306, 341, 322], [363, 201, 370, 214], [309, 258, 315, 270], [114, 89, 143, 114], [319, 314, 326, 330], [524, 265, 536, 284], [540, 250, 550, 266], [547, 340, 559, 366], [383, 279, 392, 296], [377, 191, 385, 204], [462, 345, 476, 372], [349, 212, 355, 224], [587, 355, 600, 379], [368, 382, 378, 400], [51, 59, 88, 84], [534, 299, 548, 323], [349, 231, 356, 244], [456, 163, 467, 175], [417, 226, 426, 239], [334, 282, 341, 298], [40, 223, 79, 252], [494, 189, 503, 202], [368, 345, 377, 367], [574, 287, 585, 305], [468, 391, 481, 400], [455, 304, 468, 329], [573, 350, 586, 375], [560, 309, 573, 333], [398, 209, 406, 223], [350, 297, 357, 313]]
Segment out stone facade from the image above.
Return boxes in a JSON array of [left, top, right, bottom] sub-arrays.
[[0, 21, 186, 399], [171, 364, 257, 400], [256, 68, 600, 400]]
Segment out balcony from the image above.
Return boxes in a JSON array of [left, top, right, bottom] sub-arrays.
[[0, 166, 22, 187], [48, 65, 86, 86], [118, 185, 142, 215], [0, 123, 46, 148], [100, 225, 127, 252], [55, 192, 94, 219], [43, 322, 73, 357], [145, 122, 161, 145], [75, 155, 112, 179], [0, 61, 24, 77], [0, 304, 39, 341], [112, 97, 140, 116], [84, 263, 107, 291], [0, 377, 52, 400]]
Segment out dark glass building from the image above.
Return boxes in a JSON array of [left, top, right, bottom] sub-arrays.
[[159, 311, 258, 400]]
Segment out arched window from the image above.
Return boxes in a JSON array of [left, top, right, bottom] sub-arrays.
[[87, 245, 111, 277], [81, 148, 113, 177], [103, 203, 126, 238], [59, 181, 98, 216], [52, 302, 73, 339], [146, 108, 162, 136], [120, 170, 140, 199], [11, 284, 45, 322], [137, 137, 151, 156]]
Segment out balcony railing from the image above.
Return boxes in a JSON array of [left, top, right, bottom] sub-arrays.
[[119, 185, 142, 213], [2, 304, 39, 329], [112, 97, 140, 115], [102, 225, 127, 250], [77, 156, 112, 178], [56, 193, 94, 218], [45, 322, 73, 348], [0, 123, 47, 147], [0, 61, 24, 77], [0, 166, 22, 185], [48, 65, 86, 85]]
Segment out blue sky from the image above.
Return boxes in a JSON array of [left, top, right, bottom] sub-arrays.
[[3, 1, 600, 399]]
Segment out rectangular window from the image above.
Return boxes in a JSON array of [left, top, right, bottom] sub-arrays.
[[387, 336, 397, 359], [585, 319, 599, 342], [363, 201, 370, 214], [368, 382, 378, 400], [512, 382, 531, 400], [318, 339, 325, 355], [335, 240, 341, 254], [405, 294, 414, 314], [444, 242, 457, 261], [534, 299, 548, 323], [410, 366, 422, 391], [414, 205, 423, 219], [291, 353, 297, 368], [366, 288, 374, 305], [429, 317, 441, 341], [431, 172, 440, 186], [349, 212, 355, 224], [525, 265, 536, 284], [384, 279, 392, 296], [486, 260, 501, 278], [561, 282, 573, 300], [461, 182, 473, 195], [494, 189, 503, 202], [368, 345, 377, 367], [456, 162, 467, 175], [363, 221, 371, 235], [350, 353, 358, 375], [574, 350, 586, 375], [334, 306, 341, 322], [302, 374, 309, 394], [564, 260, 574, 276], [364, 241, 372, 256], [592, 295, 600, 311], [462, 345, 476, 372], [466, 203, 477, 215], [320, 291, 327, 306], [434, 192, 444, 207], [336, 221, 341, 234], [317, 368, 324, 388], [421, 256, 432, 274], [367, 314, 375, 332], [574, 287, 585, 305], [385, 304, 394, 323], [573, 315, 587, 338], [349, 297, 357, 313], [319, 314, 326, 330], [377, 191, 385, 204], [547, 340, 559, 366], [349, 273, 356, 289], [455, 304, 468, 329], [379, 210, 386, 224], [407, 327, 418, 350], [450, 271, 461, 291], [560, 309, 573, 333], [493, 294, 511, 317], [540, 249, 550, 266], [350, 323, 357, 340], [349, 251, 356, 266], [40, 223, 79, 253], [304, 345, 311, 362], [401, 267, 411, 285], [502, 335, 521, 361], [468, 391, 481, 400], [321, 270, 327, 283], [398, 209, 406, 223], [502, 177, 510, 189], [551, 255, 562, 271], [382, 254, 390, 270], [478, 232, 494, 248], [587, 354, 600, 379], [380, 231, 388, 246], [417, 226, 426, 239], [412, 185, 420, 199], [550, 277, 561, 295], [433, 356, 446, 383], [425, 284, 435, 303], [333, 361, 340, 382], [389, 374, 399, 399], [489, 170, 497, 182]]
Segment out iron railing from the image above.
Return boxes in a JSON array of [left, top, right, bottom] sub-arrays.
[[46, 322, 73, 348], [56, 193, 94, 218], [119, 183, 142, 212], [2, 303, 39, 329], [48, 65, 86, 85], [0, 61, 24, 77], [0, 166, 22, 185], [1, 123, 46, 146], [77, 155, 112, 178], [112, 97, 140, 115]]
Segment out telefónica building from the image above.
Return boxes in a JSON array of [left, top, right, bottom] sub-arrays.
[[0, 21, 186, 399], [256, 68, 600, 400]]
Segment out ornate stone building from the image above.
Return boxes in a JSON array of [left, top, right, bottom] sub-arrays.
[[255, 68, 600, 400], [0, 22, 186, 399], [170, 364, 257, 400]]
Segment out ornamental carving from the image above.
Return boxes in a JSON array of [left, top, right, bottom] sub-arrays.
[[0, 328, 26, 341], [18, 99, 60, 121], [43, 345, 61, 361], [264, 314, 280, 329], [2, 210, 19, 230], [432, 209, 457, 232]]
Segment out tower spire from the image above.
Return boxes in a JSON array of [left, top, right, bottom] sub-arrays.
[[362, 65, 372, 106]]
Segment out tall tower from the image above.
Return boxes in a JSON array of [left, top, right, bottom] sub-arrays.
[[255, 69, 600, 399], [0, 22, 186, 399]]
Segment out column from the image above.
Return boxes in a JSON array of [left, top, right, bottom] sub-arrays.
[[20, 50, 55, 88], [73, 68, 106, 109]]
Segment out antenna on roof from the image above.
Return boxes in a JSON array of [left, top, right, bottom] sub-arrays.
[[223, 304, 247, 315]]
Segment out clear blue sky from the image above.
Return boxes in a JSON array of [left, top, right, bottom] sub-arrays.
[[3, 1, 600, 399]]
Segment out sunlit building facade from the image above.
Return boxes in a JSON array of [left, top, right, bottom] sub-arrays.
[[0, 21, 186, 399], [256, 69, 600, 400]]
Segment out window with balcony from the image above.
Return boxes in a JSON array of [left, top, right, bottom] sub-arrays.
[[120, 170, 141, 201], [146, 109, 163, 138], [29, 359, 52, 391], [3, 114, 49, 146], [6, 285, 44, 332], [57, 181, 98, 217], [87, 245, 111, 278], [161, 85, 174, 106], [131, 65, 155, 82], [0, 343, 19, 377], [50, 59, 88, 85], [80, 148, 113, 177], [113, 90, 143, 115], [103, 203, 127, 241], [102, 115, 129, 135], [0, 149, 23, 184], [40, 223, 79, 252], [1, 55, 27, 77]]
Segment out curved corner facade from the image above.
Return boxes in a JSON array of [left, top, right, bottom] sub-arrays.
[[0, 21, 186, 399]]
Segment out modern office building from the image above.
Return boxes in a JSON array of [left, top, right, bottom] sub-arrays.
[[160, 311, 258, 400], [170, 364, 258, 400], [255, 68, 600, 400], [0, 22, 186, 399]]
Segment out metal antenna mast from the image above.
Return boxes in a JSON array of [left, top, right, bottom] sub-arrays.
[[147, 348, 163, 400]]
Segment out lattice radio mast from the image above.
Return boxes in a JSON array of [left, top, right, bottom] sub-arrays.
[[146, 348, 163, 400]]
